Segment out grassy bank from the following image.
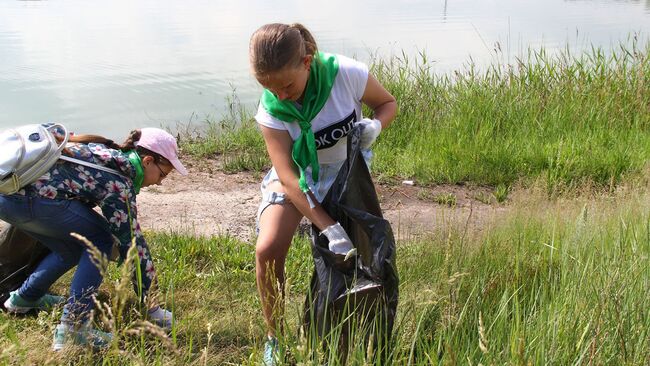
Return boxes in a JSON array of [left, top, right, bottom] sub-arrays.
[[182, 41, 650, 195], [1, 188, 648, 364], [373, 40, 650, 194], [2, 42, 649, 364]]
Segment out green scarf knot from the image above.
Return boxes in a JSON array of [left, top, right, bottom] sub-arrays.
[[260, 51, 339, 194], [126, 150, 144, 194]]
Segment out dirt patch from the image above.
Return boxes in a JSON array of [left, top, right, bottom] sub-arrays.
[[376, 183, 508, 241], [136, 158, 261, 241], [136, 157, 508, 242]]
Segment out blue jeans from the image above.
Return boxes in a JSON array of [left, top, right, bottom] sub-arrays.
[[0, 194, 113, 323]]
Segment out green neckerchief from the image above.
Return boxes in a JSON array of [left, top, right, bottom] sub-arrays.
[[260, 51, 339, 195], [126, 151, 144, 194]]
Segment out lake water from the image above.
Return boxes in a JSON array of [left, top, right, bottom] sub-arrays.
[[1, 0, 649, 139]]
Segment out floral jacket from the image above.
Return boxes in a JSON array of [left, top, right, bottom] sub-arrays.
[[17, 129, 155, 298]]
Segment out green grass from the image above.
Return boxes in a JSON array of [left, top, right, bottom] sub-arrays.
[[2, 190, 649, 364], [417, 190, 457, 207], [398, 198, 650, 364], [180, 40, 650, 194], [179, 94, 268, 173], [371, 40, 650, 193], [3, 42, 650, 364], [494, 183, 510, 203]]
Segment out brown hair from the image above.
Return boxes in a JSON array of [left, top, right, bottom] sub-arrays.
[[59, 129, 170, 165], [249, 23, 318, 78]]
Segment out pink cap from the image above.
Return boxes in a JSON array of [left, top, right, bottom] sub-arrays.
[[137, 128, 188, 176]]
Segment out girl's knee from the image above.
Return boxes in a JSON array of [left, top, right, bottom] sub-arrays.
[[59, 250, 82, 267], [78, 232, 114, 254], [255, 238, 288, 264]]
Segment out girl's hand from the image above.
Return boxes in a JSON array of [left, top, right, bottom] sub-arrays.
[[354, 118, 382, 149], [321, 222, 357, 260], [148, 306, 173, 330]]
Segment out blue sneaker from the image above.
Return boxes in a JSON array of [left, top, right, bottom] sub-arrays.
[[3, 290, 65, 314], [52, 322, 113, 351], [263, 336, 279, 366]]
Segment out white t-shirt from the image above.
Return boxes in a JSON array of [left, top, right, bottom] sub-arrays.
[[255, 54, 369, 164]]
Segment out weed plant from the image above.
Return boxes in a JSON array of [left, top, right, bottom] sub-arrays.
[[372, 38, 650, 194], [180, 40, 650, 195], [2, 190, 648, 364]]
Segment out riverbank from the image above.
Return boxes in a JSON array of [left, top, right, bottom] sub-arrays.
[[180, 41, 650, 197], [2, 167, 648, 364], [135, 155, 508, 242], [1, 43, 649, 364]]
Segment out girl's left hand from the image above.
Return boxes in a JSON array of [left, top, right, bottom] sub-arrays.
[[354, 118, 382, 149]]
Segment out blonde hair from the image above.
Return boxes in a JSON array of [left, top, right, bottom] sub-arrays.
[[249, 23, 318, 78]]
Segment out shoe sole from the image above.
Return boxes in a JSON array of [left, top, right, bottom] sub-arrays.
[[3, 298, 64, 314], [51, 330, 112, 351], [2, 299, 33, 314], [52, 341, 110, 352]]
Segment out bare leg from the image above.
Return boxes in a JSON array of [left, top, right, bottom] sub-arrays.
[[256, 182, 303, 337]]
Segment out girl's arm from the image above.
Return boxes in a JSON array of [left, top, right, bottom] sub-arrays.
[[362, 74, 397, 128], [260, 126, 336, 231], [99, 186, 155, 300], [259, 73, 396, 230]]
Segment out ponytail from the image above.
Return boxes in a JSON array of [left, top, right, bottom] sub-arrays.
[[59, 129, 140, 154], [116, 129, 141, 151], [290, 23, 317, 58], [58, 129, 169, 165], [66, 134, 121, 150]]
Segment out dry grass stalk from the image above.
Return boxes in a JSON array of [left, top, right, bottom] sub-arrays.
[[201, 322, 213, 366], [125, 320, 179, 355], [70, 232, 109, 277], [447, 271, 469, 285], [92, 295, 115, 332], [0, 345, 15, 361], [70, 233, 175, 357], [478, 312, 489, 354]]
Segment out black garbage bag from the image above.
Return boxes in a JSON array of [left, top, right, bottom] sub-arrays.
[[303, 126, 399, 362], [0, 221, 50, 309]]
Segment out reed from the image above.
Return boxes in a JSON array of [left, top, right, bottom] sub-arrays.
[[2, 188, 648, 364], [371, 39, 650, 194], [181, 39, 650, 195]]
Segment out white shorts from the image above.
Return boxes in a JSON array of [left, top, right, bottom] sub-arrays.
[[256, 150, 373, 232]]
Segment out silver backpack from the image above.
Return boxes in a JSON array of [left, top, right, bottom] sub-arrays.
[[0, 123, 126, 195], [0, 124, 68, 195]]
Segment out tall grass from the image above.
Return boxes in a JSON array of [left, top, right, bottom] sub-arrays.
[[372, 39, 650, 193], [180, 40, 650, 194], [2, 191, 648, 364], [394, 193, 650, 364], [179, 94, 268, 173]]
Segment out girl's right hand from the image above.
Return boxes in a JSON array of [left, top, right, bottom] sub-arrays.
[[148, 306, 173, 330]]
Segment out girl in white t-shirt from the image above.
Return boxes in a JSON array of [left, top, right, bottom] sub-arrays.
[[249, 22, 397, 364]]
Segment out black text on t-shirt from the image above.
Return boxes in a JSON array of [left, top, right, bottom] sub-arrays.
[[314, 111, 357, 150]]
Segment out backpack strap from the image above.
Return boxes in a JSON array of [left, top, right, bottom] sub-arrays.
[[58, 155, 128, 179], [46, 123, 70, 153]]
